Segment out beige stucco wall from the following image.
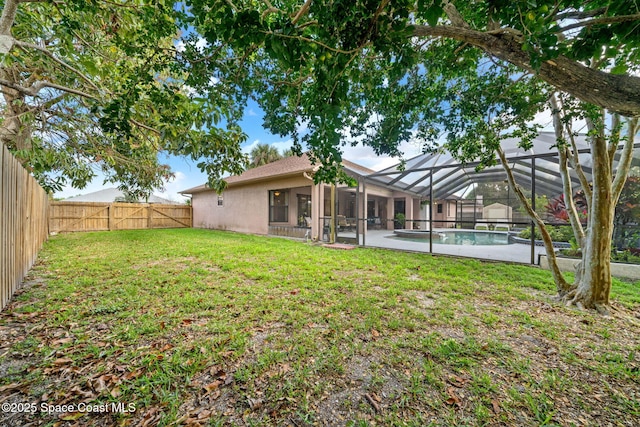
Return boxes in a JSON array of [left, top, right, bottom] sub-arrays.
[[191, 174, 423, 237], [192, 175, 313, 235]]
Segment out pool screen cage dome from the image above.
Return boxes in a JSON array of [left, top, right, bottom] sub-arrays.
[[357, 131, 640, 263]]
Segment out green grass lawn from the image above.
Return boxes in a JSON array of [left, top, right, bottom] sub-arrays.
[[1, 228, 639, 426]]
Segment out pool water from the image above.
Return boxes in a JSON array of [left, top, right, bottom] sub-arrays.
[[391, 230, 511, 245]]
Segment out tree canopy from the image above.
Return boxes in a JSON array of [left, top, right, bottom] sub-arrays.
[[185, 0, 639, 175], [0, 0, 247, 196], [249, 143, 282, 168]]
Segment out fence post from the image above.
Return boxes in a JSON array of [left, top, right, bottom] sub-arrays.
[[108, 204, 114, 231], [147, 204, 153, 229]]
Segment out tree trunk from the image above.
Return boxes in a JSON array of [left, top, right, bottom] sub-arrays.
[[411, 23, 640, 116], [0, 68, 32, 151], [570, 134, 613, 312], [569, 118, 638, 312]]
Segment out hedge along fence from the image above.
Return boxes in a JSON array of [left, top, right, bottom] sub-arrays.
[[1, 145, 50, 312], [49, 201, 192, 233]]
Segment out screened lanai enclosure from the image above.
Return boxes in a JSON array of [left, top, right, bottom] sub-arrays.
[[325, 131, 640, 265]]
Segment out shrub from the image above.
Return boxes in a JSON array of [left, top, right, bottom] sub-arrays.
[[518, 225, 574, 242]]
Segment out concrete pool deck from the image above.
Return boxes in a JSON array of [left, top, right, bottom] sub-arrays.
[[335, 229, 547, 264]]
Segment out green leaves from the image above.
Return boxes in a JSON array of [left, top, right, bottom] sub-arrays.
[[2, 0, 249, 195], [178, 0, 640, 184], [417, 0, 444, 27]]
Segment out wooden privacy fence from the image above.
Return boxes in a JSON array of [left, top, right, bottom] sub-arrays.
[[1, 145, 50, 311], [49, 201, 192, 233]]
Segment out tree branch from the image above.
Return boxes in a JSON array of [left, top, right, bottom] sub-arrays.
[[30, 80, 96, 99], [411, 24, 640, 116], [612, 118, 639, 200], [554, 8, 607, 21], [498, 146, 571, 292], [557, 14, 640, 34], [130, 119, 161, 136], [551, 93, 585, 246], [14, 40, 100, 91], [0, 0, 19, 35], [0, 77, 33, 95], [566, 129, 592, 203], [291, 0, 312, 24], [442, 1, 469, 28], [608, 113, 621, 166], [261, 30, 363, 55]]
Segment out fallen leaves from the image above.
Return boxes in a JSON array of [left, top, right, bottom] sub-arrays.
[[491, 398, 501, 414], [58, 411, 85, 421], [53, 357, 73, 366], [0, 383, 22, 393], [447, 374, 468, 388], [364, 393, 381, 412], [50, 337, 74, 346], [445, 387, 462, 407]]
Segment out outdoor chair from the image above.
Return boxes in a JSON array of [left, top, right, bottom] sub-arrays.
[[337, 215, 348, 230]]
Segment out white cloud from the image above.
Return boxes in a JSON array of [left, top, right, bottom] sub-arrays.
[[531, 108, 587, 133], [242, 139, 261, 154], [337, 111, 424, 171], [181, 84, 197, 97], [176, 37, 209, 53], [156, 171, 189, 203], [54, 169, 191, 204], [341, 137, 424, 172], [55, 173, 109, 200], [246, 109, 258, 117], [296, 119, 309, 136], [272, 139, 294, 154], [195, 38, 209, 51], [242, 139, 294, 156]]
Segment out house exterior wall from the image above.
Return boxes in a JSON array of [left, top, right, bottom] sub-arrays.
[[432, 200, 457, 227], [192, 175, 313, 235], [190, 173, 422, 238]]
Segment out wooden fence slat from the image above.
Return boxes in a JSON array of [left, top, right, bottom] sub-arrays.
[[1, 145, 6, 309], [111, 205, 146, 228], [48, 201, 191, 233], [50, 205, 110, 233], [150, 206, 192, 228], [1, 145, 49, 312]]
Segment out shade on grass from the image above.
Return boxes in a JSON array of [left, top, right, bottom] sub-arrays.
[[0, 228, 638, 426]]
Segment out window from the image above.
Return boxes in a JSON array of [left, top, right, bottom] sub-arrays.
[[269, 190, 289, 222], [437, 203, 443, 214], [217, 194, 224, 207]]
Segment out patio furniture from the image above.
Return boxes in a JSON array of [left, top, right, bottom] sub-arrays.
[[337, 215, 349, 230]]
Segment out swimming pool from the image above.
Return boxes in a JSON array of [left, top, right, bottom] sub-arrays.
[[391, 229, 511, 245]]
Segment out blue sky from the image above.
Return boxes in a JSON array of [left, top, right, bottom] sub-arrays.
[[54, 100, 559, 202], [54, 98, 427, 202]]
